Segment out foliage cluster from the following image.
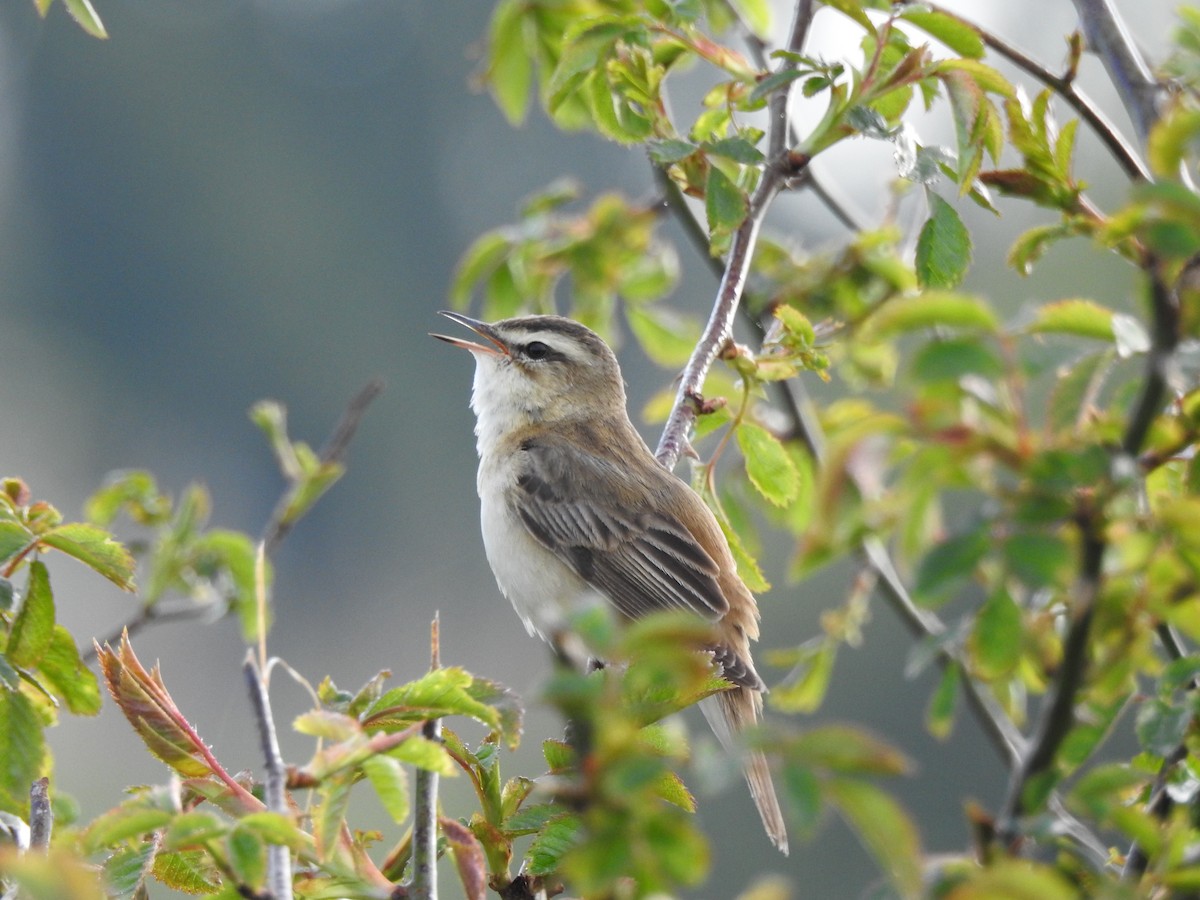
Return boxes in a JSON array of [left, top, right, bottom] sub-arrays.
[[4, 0, 1200, 898]]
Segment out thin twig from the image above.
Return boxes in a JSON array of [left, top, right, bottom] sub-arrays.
[[245, 653, 293, 900], [83, 603, 215, 664], [1069, 0, 1163, 145], [655, 1, 814, 469], [262, 377, 384, 556], [28, 778, 51, 852], [410, 615, 442, 900], [927, 2, 1150, 181]]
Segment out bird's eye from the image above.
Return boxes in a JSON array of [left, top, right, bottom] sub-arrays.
[[524, 341, 550, 360]]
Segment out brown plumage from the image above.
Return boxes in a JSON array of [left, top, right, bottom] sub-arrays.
[[433, 312, 789, 854]]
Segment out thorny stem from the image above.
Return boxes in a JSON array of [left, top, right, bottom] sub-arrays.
[[410, 615, 442, 900], [245, 654, 293, 900]]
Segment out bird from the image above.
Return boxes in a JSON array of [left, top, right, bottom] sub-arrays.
[[432, 310, 788, 854]]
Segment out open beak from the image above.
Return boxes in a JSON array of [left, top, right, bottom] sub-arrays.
[[430, 311, 510, 356]]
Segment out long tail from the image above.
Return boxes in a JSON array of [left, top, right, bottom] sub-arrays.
[[699, 687, 789, 855]]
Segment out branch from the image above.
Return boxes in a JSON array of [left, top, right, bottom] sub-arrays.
[[1070, 0, 1163, 145], [28, 778, 51, 852], [262, 377, 384, 556], [927, 3, 1151, 181], [655, 0, 814, 468], [244, 654, 293, 900], [999, 261, 1181, 837], [410, 615, 442, 900]]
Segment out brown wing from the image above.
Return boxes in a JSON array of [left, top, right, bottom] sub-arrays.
[[511, 437, 729, 622]]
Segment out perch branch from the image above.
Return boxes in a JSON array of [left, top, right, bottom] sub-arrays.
[[28, 778, 51, 852], [655, 0, 814, 469]]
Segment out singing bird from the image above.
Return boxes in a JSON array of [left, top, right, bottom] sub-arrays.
[[433, 311, 788, 854]]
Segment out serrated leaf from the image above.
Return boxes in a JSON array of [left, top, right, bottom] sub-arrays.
[[543, 738, 576, 773], [1027, 298, 1116, 340], [104, 842, 157, 900], [864, 291, 996, 337], [1149, 105, 1200, 177], [9, 560, 55, 668], [705, 165, 748, 237], [525, 815, 583, 877], [916, 193, 972, 288], [826, 779, 922, 898], [935, 58, 1015, 97], [1008, 222, 1077, 274], [293, 709, 362, 741], [901, 9, 984, 58], [504, 802, 567, 836], [313, 770, 353, 860], [737, 422, 800, 507], [82, 802, 174, 855], [968, 590, 1023, 679], [748, 69, 806, 104], [364, 667, 522, 748], [704, 136, 765, 164], [0, 690, 45, 812], [39, 522, 135, 590], [820, 0, 874, 32], [38, 625, 102, 715], [152, 849, 222, 894], [950, 860, 1076, 899], [1136, 697, 1193, 757], [161, 812, 227, 851], [96, 634, 218, 779], [390, 734, 457, 775], [0, 520, 33, 564]]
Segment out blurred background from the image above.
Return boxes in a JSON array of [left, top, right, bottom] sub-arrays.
[[0, 0, 1173, 895]]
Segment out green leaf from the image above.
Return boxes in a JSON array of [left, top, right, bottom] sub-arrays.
[[737, 422, 800, 507], [389, 734, 457, 775], [505, 802, 568, 836], [820, 0, 875, 32], [363, 667, 520, 745], [9, 560, 55, 668], [748, 69, 806, 104], [0, 520, 33, 564], [914, 526, 989, 606], [705, 165, 748, 238], [647, 138, 697, 164], [152, 849, 222, 894], [82, 801, 174, 855], [37, 625, 102, 715], [486, 0, 533, 125], [1149, 105, 1200, 177], [39, 522, 135, 591], [0, 690, 45, 812], [625, 306, 698, 367], [865, 291, 996, 337], [543, 738, 576, 773], [161, 811, 227, 850], [770, 640, 836, 714], [915, 193, 971, 289], [236, 811, 308, 849], [1003, 532, 1069, 587], [525, 815, 583, 876], [1008, 222, 1080, 274], [950, 860, 1078, 899], [313, 770, 353, 860], [1135, 697, 1193, 757], [727, 0, 772, 38], [227, 827, 266, 891], [926, 663, 959, 740], [935, 58, 1015, 97], [294, 709, 362, 741], [1027, 298, 1116, 341], [900, 9, 984, 58], [911, 337, 1003, 383], [788, 725, 912, 776], [968, 589, 1023, 679], [104, 842, 157, 900], [827, 779, 922, 896], [704, 136, 765, 164], [63, 0, 107, 38]]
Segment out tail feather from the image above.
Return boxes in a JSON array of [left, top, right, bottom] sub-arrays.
[[700, 688, 789, 855]]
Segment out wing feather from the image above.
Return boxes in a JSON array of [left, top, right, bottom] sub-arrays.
[[512, 439, 729, 621]]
